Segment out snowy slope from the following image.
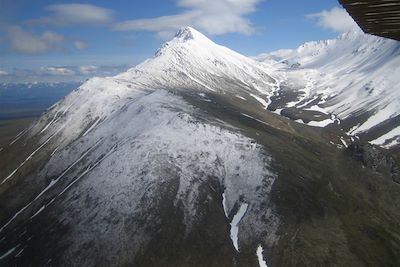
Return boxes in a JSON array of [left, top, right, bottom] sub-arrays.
[[117, 27, 276, 95], [256, 30, 400, 147], [22, 27, 279, 149]]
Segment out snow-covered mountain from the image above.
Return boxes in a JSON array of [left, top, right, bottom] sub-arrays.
[[1, 27, 400, 267], [256, 30, 400, 148], [17, 27, 279, 150], [117, 27, 276, 94], [0, 27, 281, 267]]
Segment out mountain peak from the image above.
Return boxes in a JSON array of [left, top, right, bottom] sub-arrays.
[[175, 27, 196, 40], [153, 27, 216, 57], [174, 27, 199, 40], [173, 26, 211, 43]]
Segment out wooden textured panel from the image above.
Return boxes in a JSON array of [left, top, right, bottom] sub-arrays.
[[339, 0, 400, 41]]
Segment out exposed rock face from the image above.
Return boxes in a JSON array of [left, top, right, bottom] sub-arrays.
[[347, 142, 400, 184]]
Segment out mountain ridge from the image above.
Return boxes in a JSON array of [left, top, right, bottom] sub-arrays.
[[255, 30, 400, 148]]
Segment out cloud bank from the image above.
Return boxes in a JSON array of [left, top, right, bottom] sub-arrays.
[[307, 7, 360, 33], [1, 24, 89, 55], [43, 66, 75, 76], [0, 65, 130, 83], [4, 25, 65, 54], [114, 0, 262, 37], [74, 40, 88, 50], [1, 1, 262, 55]]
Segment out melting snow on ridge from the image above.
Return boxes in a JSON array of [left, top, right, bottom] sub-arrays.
[[0, 140, 100, 233], [0, 246, 18, 260], [1, 124, 66, 185]]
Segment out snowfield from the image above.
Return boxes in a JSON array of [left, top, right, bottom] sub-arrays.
[[256, 29, 400, 147]]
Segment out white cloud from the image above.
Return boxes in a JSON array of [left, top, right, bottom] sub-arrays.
[[79, 65, 97, 74], [114, 0, 261, 36], [1, 65, 130, 83], [5, 25, 65, 54], [2, 25, 88, 55], [0, 70, 8, 75], [34, 4, 114, 26], [42, 31, 64, 43], [307, 7, 360, 33], [42, 67, 75, 76], [74, 40, 88, 50], [155, 31, 176, 40]]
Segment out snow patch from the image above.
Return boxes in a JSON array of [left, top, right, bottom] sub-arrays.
[[306, 118, 334, 127], [222, 192, 229, 218], [250, 94, 269, 109], [230, 203, 248, 251], [235, 95, 247, 101], [30, 205, 46, 219], [370, 126, 400, 147], [340, 137, 348, 148], [256, 245, 268, 267]]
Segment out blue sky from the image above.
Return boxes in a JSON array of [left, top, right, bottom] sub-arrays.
[[0, 0, 358, 82]]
